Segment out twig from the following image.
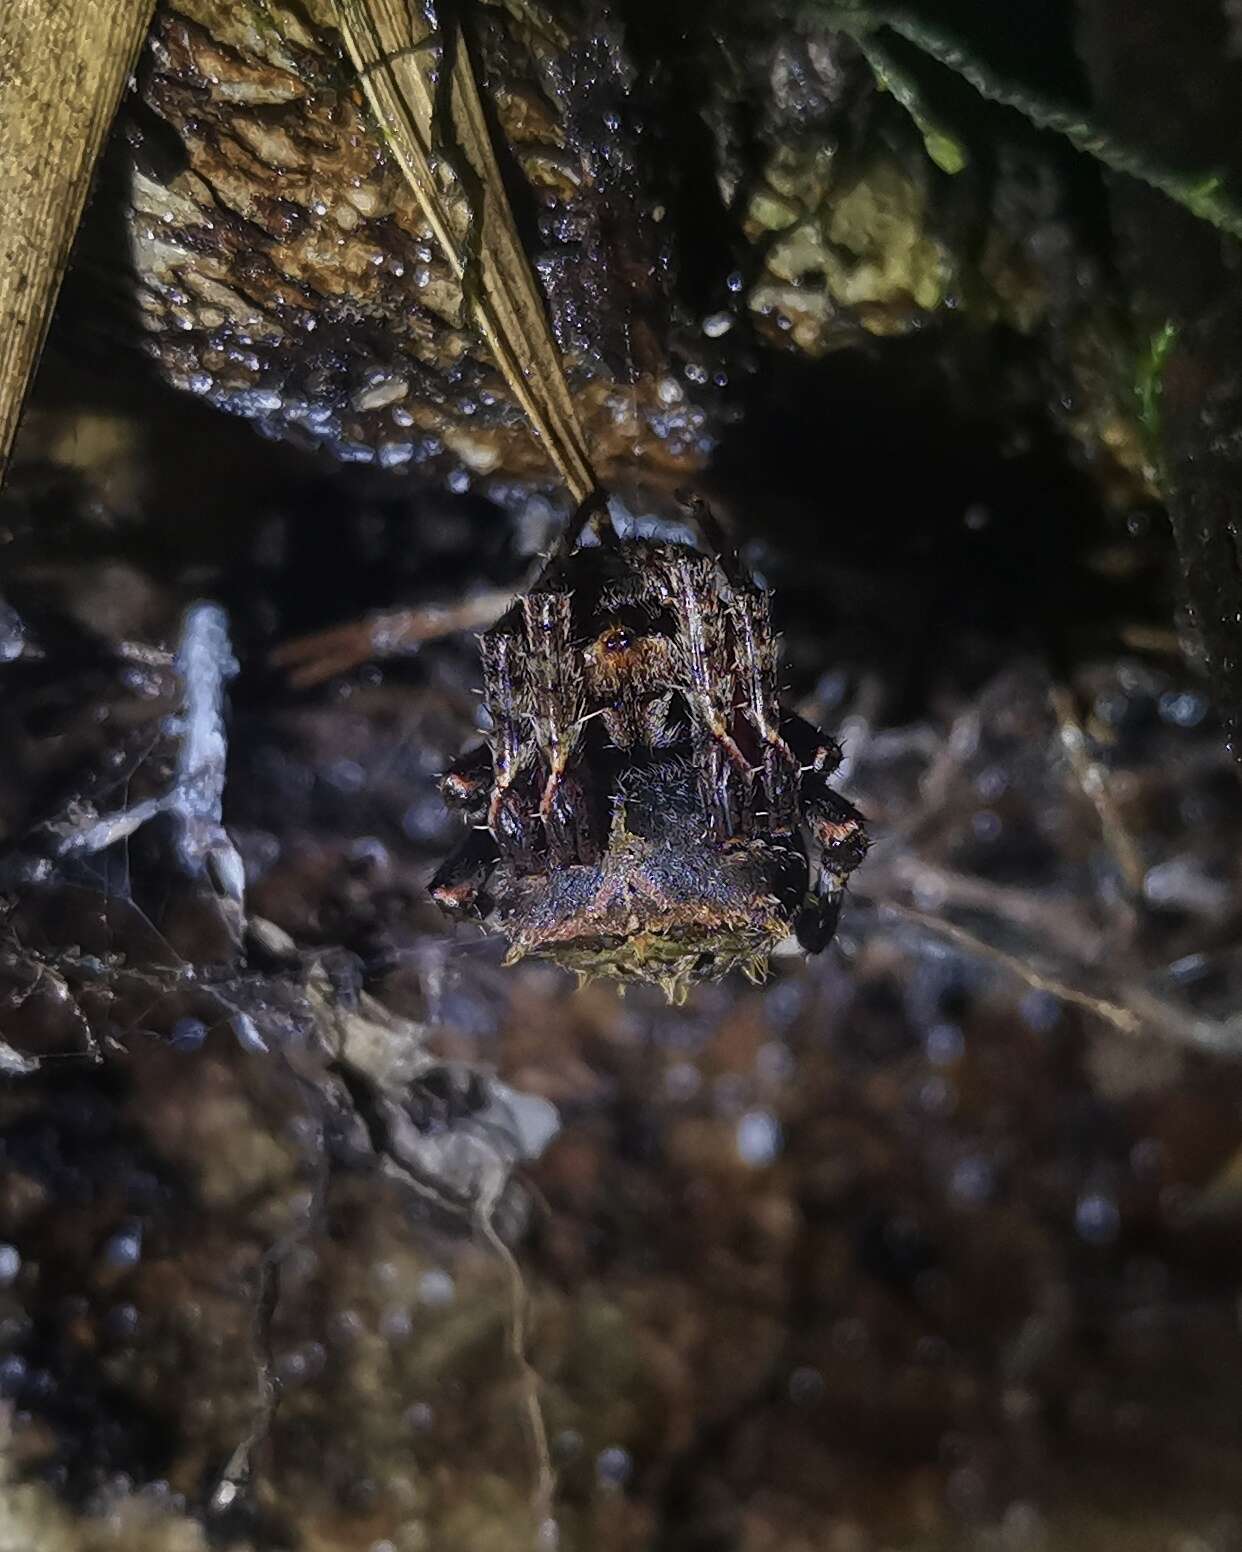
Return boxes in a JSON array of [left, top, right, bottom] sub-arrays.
[[856, 31, 968, 175], [53, 795, 170, 859], [1048, 684, 1147, 897], [813, 3, 1242, 241], [869, 901, 1242, 1058], [862, 854, 1107, 965], [169, 602, 245, 904], [477, 1177, 556, 1538], [210, 1250, 282, 1515], [271, 490, 609, 686], [871, 900, 1140, 1032], [1116, 624, 1184, 657], [0, 1035, 39, 1076], [212, 1096, 331, 1517], [271, 587, 516, 688], [863, 687, 986, 859], [320, 984, 558, 1530], [51, 601, 245, 911]]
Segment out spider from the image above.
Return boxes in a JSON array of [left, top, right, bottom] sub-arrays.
[[429, 495, 868, 997]]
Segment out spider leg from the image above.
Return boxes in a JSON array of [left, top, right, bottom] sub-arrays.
[[522, 487, 610, 594], [521, 590, 598, 864], [429, 826, 499, 919], [675, 492, 838, 834], [796, 778, 868, 953], [558, 486, 611, 554], [805, 780, 868, 879], [782, 711, 844, 776], [675, 492, 746, 588], [543, 769, 599, 864], [667, 552, 750, 838], [439, 741, 494, 814], [731, 586, 800, 833], [479, 627, 542, 870]]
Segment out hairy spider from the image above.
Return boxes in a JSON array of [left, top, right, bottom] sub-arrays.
[[429, 497, 868, 998]]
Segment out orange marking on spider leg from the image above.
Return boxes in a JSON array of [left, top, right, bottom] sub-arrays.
[[443, 769, 485, 805], [431, 879, 478, 916], [818, 817, 862, 843]]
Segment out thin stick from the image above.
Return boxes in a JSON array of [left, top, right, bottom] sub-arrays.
[[1049, 685, 1147, 897], [477, 1182, 556, 1537], [271, 491, 611, 687], [51, 601, 245, 912], [871, 900, 1242, 1057], [0, 0, 156, 483], [271, 587, 517, 688], [873, 900, 1140, 1034], [866, 854, 1106, 965]]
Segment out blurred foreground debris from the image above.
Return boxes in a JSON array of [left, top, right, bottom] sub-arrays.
[[0, 0, 155, 478]]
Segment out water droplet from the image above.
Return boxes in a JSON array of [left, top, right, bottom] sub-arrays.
[[1075, 1190, 1120, 1245], [0, 1355, 28, 1395], [103, 1226, 143, 1268], [595, 1446, 632, 1487], [0, 1244, 21, 1285], [404, 1401, 434, 1431], [325, 759, 365, 793], [418, 1269, 456, 1306], [663, 1061, 701, 1100], [949, 1156, 994, 1207], [1158, 688, 1207, 728], [788, 1365, 824, 1404], [736, 1109, 782, 1166], [971, 809, 1002, 842], [925, 1023, 964, 1066]]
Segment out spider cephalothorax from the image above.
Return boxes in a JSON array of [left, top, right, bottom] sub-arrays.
[[429, 500, 868, 997]]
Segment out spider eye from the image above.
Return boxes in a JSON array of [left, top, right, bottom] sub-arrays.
[[604, 631, 631, 652]]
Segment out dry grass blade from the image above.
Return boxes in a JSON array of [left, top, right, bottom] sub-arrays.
[[0, 0, 156, 485], [336, 0, 598, 503]]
